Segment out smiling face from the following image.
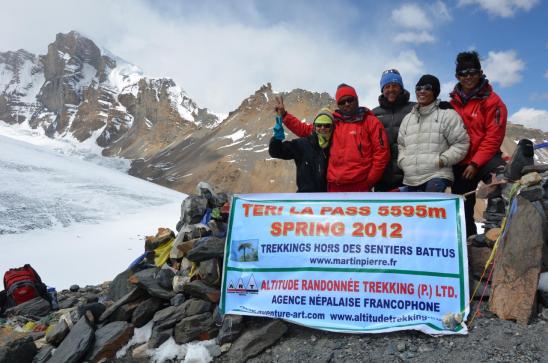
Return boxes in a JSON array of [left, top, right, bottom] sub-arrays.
[[383, 83, 403, 103], [457, 69, 483, 94], [415, 85, 435, 107]]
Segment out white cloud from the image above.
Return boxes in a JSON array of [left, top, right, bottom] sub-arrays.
[[458, 0, 539, 18], [391, 4, 432, 30], [0, 0, 431, 114], [394, 31, 436, 44], [440, 81, 455, 100], [483, 50, 525, 87], [530, 93, 548, 102], [509, 108, 548, 132], [544, 71, 548, 78], [391, 2, 452, 44]]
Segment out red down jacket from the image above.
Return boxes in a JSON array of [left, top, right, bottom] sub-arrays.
[[283, 108, 390, 191], [450, 82, 507, 168]]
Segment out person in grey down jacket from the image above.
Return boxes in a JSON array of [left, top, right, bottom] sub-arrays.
[[397, 75, 469, 192], [372, 69, 415, 191]]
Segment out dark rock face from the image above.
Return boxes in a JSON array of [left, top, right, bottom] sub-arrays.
[[216, 314, 244, 345], [179, 196, 208, 225], [129, 268, 175, 300], [173, 312, 216, 344], [186, 237, 225, 262], [108, 268, 137, 301], [489, 196, 546, 324], [99, 287, 146, 323], [198, 258, 221, 286], [226, 320, 288, 361], [108, 300, 142, 323], [85, 321, 134, 363], [131, 298, 163, 328], [47, 314, 95, 363], [4, 297, 51, 318], [182, 280, 220, 303], [78, 302, 107, 322], [32, 344, 54, 363], [0, 335, 37, 363], [45, 319, 70, 346]]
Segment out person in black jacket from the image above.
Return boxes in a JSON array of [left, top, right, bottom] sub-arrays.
[[372, 69, 415, 191], [269, 107, 333, 192]]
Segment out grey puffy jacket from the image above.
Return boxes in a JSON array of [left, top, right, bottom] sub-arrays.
[[397, 100, 469, 186]]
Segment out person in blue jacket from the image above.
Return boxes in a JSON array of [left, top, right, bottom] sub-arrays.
[[268, 104, 333, 192]]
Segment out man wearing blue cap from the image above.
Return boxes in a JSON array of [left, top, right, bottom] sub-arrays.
[[372, 69, 415, 191]]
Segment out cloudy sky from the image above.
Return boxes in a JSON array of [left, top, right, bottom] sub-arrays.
[[1, 0, 547, 130]]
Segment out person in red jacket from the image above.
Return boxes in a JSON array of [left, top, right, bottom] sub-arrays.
[[449, 51, 507, 237], [276, 84, 390, 192]]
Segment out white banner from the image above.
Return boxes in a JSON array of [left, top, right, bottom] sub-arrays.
[[220, 192, 469, 335]]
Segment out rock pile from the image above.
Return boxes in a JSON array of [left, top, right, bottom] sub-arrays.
[[468, 140, 548, 324], [0, 182, 288, 363]]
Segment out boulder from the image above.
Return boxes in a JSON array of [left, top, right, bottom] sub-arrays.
[[69, 285, 80, 292], [226, 320, 288, 361], [183, 280, 220, 303], [99, 287, 146, 323], [152, 299, 212, 332], [485, 228, 502, 245], [0, 332, 37, 363], [170, 294, 185, 306], [108, 268, 138, 301], [47, 312, 95, 363], [520, 185, 544, 202], [468, 246, 493, 278], [85, 321, 134, 363], [5, 297, 51, 318], [32, 344, 54, 363], [216, 314, 243, 345], [175, 238, 198, 256], [129, 268, 175, 300], [179, 195, 208, 226], [147, 327, 173, 349], [45, 319, 69, 346], [157, 268, 175, 290], [78, 302, 106, 322], [186, 237, 225, 262], [173, 312, 217, 344], [198, 259, 221, 287], [108, 300, 142, 323], [57, 297, 78, 310], [131, 298, 163, 328], [489, 196, 546, 325]]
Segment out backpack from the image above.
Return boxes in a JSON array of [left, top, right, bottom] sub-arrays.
[[3, 264, 50, 308]]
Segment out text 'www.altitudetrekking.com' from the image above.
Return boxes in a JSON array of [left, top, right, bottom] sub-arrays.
[[241, 308, 428, 323]]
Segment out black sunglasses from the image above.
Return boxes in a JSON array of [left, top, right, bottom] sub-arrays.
[[337, 97, 356, 106], [415, 84, 433, 92], [315, 124, 332, 129], [457, 68, 480, 77]]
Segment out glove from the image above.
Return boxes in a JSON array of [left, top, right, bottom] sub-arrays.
[[273, 115, 285, 141]]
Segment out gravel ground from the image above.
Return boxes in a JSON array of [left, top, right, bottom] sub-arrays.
[[218, 303, 548, 363]]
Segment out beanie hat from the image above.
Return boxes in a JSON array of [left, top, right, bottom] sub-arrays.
[[313, 108, 334, 125], [380, 69, 404, 91], [456, 51, 482, 73], [416, 74, 440, 98], [335, 84, 358, 103]]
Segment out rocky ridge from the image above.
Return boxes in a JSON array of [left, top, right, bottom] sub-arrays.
[[0, 31, 220, 162]]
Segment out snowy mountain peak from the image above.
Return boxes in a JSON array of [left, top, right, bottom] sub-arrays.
[[0, 31, 221, 159]]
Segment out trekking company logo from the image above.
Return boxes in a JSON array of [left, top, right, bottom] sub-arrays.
[[226, 274, 260, 295]]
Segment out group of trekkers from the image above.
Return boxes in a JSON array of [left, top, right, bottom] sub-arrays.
[[268, 51, 507, 238]]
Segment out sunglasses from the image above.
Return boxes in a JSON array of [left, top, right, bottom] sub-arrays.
[[457, 68, 480, 77], [337, 97, 356, 106], [315, 124, 332, 129], [415, 84, 433, 92]]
